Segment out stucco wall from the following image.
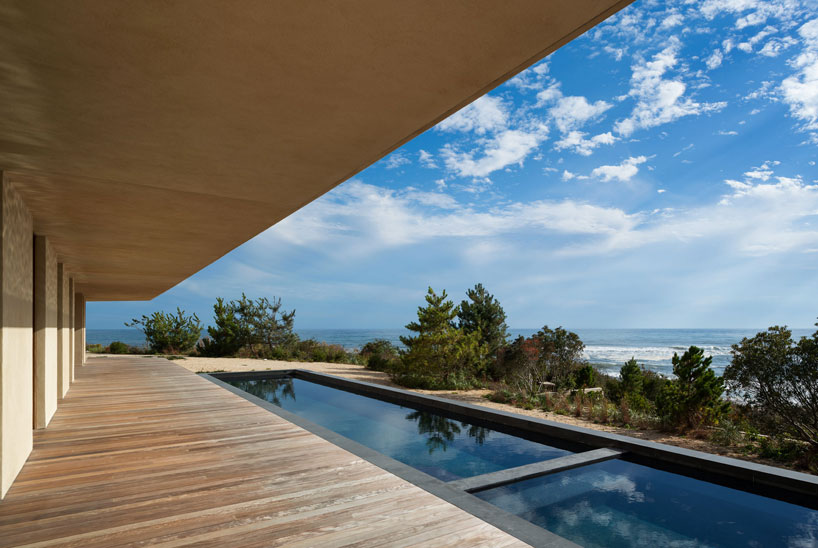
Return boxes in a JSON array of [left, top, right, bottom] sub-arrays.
[[1, 177, 34, 498], [57, 264, 70, 399], [34, 236, 58, 428], [74, 293, 85, 367], [69, 278, 74, 382]]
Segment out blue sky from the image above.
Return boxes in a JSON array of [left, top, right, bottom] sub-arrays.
[[90, 0, 818, 330]]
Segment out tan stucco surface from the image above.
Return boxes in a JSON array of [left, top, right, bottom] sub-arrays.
[[0, 176, 34, 497], [74, 294, 85, 368], [57, 264, 70, 399], [33, 236, 58, 429], [0, 0, 631, 300]]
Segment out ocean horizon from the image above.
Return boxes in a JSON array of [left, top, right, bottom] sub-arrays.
[[86, 326, 814, 378]]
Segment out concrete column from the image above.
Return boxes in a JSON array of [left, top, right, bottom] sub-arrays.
[[68, 278, 74, 382], [0, 174, 34, 498], [33, 236, 58, 429], [57, 264, 70, 399], [74, 292, 85, 367]]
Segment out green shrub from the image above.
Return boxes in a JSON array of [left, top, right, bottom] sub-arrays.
[[360, 339, 400, 371], [497, 326, 586, 394], [726, 323, 818, 450], [126, 308, 202, 354], [107, 341, 130, 354], [573, 364, 596, 388], [86, 343, 104, 353]]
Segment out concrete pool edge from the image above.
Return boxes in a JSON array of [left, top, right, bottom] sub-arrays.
[[202, 371, 578, 548]]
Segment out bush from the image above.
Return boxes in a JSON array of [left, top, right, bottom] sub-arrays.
[[360, 339, 400, 371], [656, 346, 729, 430], [497, 326, 586, 394], [725, 323, 818, 450], [125, 308, 202, 354], [86, 343, 104, 353], [107, 341, 130, 354], [573, 364, 596, 388]]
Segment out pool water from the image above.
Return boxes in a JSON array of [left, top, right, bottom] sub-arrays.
[[475, 459, 818, 548], [227, 376, 570, 481]]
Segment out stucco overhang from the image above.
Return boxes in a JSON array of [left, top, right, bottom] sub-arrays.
[[0, 0, 631, 300]]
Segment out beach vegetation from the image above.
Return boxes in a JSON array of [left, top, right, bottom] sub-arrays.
[[393, 287, 484, 389], [198, 297, 246, 357], [107, 340, 130, 354], [360, 339, 400, 371], [725, 324, 818, 450], [457, 283, 509, 375], [497, 326, 587, 394], [656, 346, 730, 430], [126, 308, 202, 354]]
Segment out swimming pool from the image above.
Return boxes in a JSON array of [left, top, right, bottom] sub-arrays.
[[227, 376, 572, 481], [211, 370, 818, 547]]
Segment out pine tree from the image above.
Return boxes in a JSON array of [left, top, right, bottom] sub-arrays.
[[397, 287, 482, 389], [620, 357, 643, 395], [198, 297, 246, 356], [657, 346, 729, 430], [458, 283, 509, 361]]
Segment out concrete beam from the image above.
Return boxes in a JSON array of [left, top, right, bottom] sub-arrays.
[[447, 448, 624, 493], [33, 235, 58, 429], [0, 174, 34, 498], [57, 264, 70, 399]]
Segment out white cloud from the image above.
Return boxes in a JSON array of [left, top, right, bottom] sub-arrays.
[[437, 95, 508, 135], [759, 36, 798, 56], [384, 152, 410, 169], [781, 18, 818, 131], [269, 180, 639, 255], [418, 149, 438, 169], [267, 167, 818, 261], [615, 41, 727, 136], [591, 156, 648, 182], [660, 13, 684, 29], [441, 127, 547, 178], [657, 189, 666, 193], [562, 170, 576, 181], [718, 129, 739, 135], [555, 131, 617, 156], [542, 90, 613, 133], [706, 49, 724, 69]]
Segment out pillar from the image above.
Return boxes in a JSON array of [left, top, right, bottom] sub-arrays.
[[68, 278, 74, 381], [57, 264, 70, 399], [33, 236, 58, 429], [74, 292, 85, 367], [0, 174, 34, 498]]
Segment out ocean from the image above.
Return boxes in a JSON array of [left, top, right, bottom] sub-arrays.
[[87, 327, 813, 377]]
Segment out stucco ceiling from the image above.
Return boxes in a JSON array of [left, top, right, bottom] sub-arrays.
[[0, 0, 631, 300]]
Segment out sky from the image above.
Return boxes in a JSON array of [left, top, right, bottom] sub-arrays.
[[90, 0, 818, 331]]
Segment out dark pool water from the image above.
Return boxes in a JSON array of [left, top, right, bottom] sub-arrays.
[[226, 376, 569, 481], [475, 459, 818, 548]]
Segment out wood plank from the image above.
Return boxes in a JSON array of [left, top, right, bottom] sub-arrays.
[[0, 357, 528, 547]]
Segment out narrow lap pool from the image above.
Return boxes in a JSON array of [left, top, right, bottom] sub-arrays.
[[220, 372, 818, 547], [475, 458, 818, 548], [227, 376, 570, 481]]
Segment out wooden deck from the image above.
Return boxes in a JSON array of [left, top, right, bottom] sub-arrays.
[[0, 357, 527, 547]]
